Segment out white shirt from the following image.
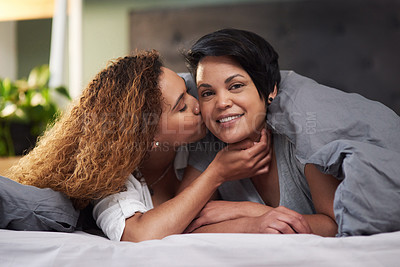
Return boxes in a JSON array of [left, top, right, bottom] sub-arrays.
[[93, 147, 189, 241]]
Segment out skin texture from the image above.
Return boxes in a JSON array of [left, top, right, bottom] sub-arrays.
[[181, 55, 340, 237]]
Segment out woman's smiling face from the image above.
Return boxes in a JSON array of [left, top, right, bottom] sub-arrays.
[[196, 56, 267, 143]]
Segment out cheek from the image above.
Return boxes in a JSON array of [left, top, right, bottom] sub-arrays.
[[200, 102, 212, 119], [248, 102, 267, 127], [254, 100, 267, 115], [182, 114, 197, 127], [200, 103, 214, 128]]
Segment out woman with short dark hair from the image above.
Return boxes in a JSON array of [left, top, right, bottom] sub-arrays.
[[182, 28, 400, 237]]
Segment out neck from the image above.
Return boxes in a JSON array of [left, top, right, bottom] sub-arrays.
[[139, 145, 176, 183], [248, 121, 267, 142], [251, 147, 280, 207]]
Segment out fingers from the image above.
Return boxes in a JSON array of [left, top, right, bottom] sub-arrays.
[[263, 228, 281, 234], [253, 155, 272, 175], [269, 220, 297, 234], [246, 130, 272, 175], [250, 128, 268, 150], [252, 164, 270, 176], [228, 128, 269, 152], [273, 206, 312, 234], [258, 206, 312, 235], [213, 128, 273, 181], [246, 129, 269, 159], [226, 138, 254, 151]]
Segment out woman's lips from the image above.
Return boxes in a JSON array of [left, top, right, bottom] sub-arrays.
[[216, 113, 244, 127]]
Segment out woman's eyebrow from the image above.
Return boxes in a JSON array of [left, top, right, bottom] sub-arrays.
[[172, 93, 184, 110], [197, 74, 244, 89], [225, 74, 244, 84], [197, 83, 211, 89]]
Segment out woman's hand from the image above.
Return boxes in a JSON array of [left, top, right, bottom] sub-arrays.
[[254, 206, 312, 234], [184, 200, 272, 233], [186, 201, 312, 235], [188, 206, 312, 234], [207, 129, 272, 184]]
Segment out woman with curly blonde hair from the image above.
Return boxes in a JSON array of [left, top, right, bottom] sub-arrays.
[[9, 51, 164, 210], [6, 50, 270, 242]]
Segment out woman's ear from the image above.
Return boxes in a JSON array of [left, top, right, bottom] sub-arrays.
[[152, 141, 160, 149], [267, 85, 278, 104], [151, 131, 161, 149]]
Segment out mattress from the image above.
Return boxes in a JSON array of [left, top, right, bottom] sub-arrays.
[[1, 229, 399, 266]]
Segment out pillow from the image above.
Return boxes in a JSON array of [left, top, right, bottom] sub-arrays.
[[0, 176, 79, 232]]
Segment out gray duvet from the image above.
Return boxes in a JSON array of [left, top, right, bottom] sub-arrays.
[[268, 71, 400, 236]]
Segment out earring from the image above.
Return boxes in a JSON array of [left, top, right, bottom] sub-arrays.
[[268, 97, 274, 102], [154, 141, 160, 147]]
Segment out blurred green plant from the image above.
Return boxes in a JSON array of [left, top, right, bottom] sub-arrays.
[[0, 65, 71, 156]]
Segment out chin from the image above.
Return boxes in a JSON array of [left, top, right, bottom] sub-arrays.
[[215, 132, 249, 144]]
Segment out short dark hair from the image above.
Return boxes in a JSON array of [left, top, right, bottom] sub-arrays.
[[185, 28, 281, 101]]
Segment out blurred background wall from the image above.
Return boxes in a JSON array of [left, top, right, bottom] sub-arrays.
[[1, 0, 399, 114]]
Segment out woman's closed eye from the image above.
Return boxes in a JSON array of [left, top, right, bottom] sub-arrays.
[[179, 104, 188, 112]]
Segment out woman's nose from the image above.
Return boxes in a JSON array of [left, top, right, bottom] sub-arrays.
[[216, 92, 232, 109]]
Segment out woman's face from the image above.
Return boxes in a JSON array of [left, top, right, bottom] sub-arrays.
[[156, 67, 206, 147], [196, 56, 266, 143]]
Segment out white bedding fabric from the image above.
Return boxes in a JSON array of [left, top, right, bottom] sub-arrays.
[[1, 230, 400, 266]]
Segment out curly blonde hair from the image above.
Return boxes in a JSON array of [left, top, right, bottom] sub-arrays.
[[8, 50, 163, 210]]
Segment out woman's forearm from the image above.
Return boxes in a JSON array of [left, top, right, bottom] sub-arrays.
[[191, 217, 259, 233], [303, 214, 338, 237], [122, 167, 222, 242], [123, 132, 272, 242], [190, 208, 335, 236]]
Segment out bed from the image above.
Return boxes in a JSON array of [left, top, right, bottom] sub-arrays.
[[1, 72, 399, 266], [1, 229, 400, 266]]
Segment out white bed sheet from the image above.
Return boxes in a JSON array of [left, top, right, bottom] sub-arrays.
[[1, 229, 400, 266]]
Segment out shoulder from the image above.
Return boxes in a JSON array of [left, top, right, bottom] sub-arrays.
[[278, 71, 342, 103], [92, 173, 150, 241]]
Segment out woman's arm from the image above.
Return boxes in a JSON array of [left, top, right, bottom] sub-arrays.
[[178, 129, 272, 194], [189, 206, 312, 234], [184, 164, 340, 236], [302, 164, 341, 237], [122, 167, 221, 242], [121, 130, 271, 242], [184, 200, 272, 233]]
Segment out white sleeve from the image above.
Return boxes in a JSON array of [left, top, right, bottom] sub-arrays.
[[92, 174, 151, 241]]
